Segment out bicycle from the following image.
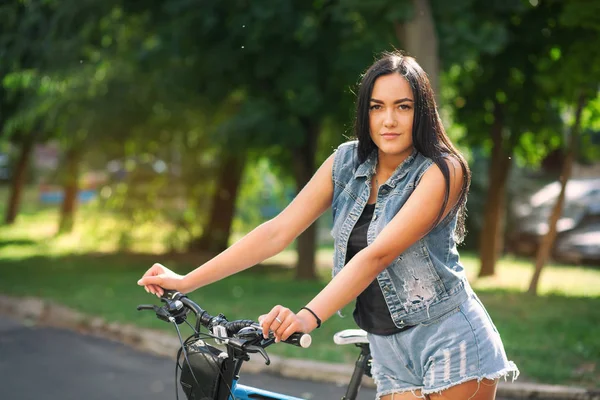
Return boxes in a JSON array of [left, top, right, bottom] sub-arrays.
[[137, 290, 373, 400]]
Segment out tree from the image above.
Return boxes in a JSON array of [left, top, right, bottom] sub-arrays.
[[2, 0, 186, 233], [395, 0, 439, 98], [528, 94, 587, 294], [2, 132, 36, 224], [125, 0, 397, 278], [528, 0, 600, 293], [187, 152, 247, 253], [450, 0, 586, 276], [0, 0, 50, 224]]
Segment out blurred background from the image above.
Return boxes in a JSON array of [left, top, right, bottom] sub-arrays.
[[0, 0, 599, 390]]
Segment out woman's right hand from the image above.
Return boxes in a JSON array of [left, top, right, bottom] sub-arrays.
[[137, 263, 186, 297]]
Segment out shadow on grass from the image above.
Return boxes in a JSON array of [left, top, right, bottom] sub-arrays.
[[0, 251, 307, 280], [0, 238, 38, 247]]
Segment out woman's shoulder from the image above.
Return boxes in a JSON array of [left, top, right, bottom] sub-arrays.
[[414, 151, 432, 165], [331, 140, 360, 182], [413, 152, 464, 175], [411, 152, 434, 173], [333, 140, 358, 165], [411, 152, 466, 192], [335, 140, 358, 154]]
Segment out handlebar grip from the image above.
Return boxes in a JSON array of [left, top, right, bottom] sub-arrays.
[[249, 322, 311, 348], [283, 332, 312, 348]]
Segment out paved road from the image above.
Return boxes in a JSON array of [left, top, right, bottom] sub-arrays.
[[0, 316, 375, 399], [0, 316, 516, 400]]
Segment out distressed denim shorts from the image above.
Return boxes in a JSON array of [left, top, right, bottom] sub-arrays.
[[367, 292, 519, 398]]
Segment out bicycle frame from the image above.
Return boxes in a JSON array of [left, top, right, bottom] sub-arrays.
[[342, 343, 371, 400], [224, 342, 370, 400], [210, 353, 307, 400], [231, 381, 305, 400]]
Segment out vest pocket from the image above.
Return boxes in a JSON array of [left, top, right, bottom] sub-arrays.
[[385, 240, 448, 316]]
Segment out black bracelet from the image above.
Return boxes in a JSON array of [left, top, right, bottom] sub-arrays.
[[300, 306, 321, 329]]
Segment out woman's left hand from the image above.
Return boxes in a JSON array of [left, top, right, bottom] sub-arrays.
[[258, 305, 312, 342]]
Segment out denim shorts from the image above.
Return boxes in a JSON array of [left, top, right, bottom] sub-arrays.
[[367, 292, 519, 398]]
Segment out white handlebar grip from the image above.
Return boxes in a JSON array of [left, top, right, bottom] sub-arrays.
[[299, 333, 312, 348]]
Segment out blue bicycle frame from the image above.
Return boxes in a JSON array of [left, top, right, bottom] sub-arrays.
[[230, 380, 304, 400]]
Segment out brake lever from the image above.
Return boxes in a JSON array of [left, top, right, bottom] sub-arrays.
[[260, 337, 276, 349], [154, 306, 172, 323], [236, 326, 278, 350], [137, 304, 169, 320], [244, 345, 271, 365]]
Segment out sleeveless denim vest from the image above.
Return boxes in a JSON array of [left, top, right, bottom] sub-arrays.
[[331, 141, 473, 328]]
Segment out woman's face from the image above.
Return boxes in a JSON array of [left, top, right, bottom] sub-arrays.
[[369, 73, 414, 160]]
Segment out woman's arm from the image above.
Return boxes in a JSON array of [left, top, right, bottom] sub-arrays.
[[264, 158, 465, 340], [139, 153, 335, 295]]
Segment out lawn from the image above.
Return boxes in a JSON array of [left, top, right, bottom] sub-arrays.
[[1, 189, 599, 388]]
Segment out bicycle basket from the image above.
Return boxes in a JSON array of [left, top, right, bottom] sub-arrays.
[[179, 339, 236, 400]]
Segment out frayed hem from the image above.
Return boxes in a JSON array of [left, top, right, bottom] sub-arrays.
[[484, 361, 520, 383], [376, 387, 425, 399], [422, 362, 520, 396]]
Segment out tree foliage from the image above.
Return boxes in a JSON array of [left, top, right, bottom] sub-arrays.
[[1, 0, 598, 274]]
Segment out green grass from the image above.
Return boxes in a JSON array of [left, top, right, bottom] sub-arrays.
[[1, 250, 598, 388], [1, 188, 599, 388]]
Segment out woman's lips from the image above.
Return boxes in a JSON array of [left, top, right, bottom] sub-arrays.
[[381, 133, 400, 140]]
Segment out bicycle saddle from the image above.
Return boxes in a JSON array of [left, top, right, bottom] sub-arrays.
[[333, 329, 369, 345]]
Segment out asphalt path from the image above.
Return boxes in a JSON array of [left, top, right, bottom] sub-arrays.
[[0, 316, 516, 400], [0, 316, 375, 399]]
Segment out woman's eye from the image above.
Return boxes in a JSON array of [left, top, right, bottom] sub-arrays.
[[369, 104, 381, 110], [399, 104, 411, 110]]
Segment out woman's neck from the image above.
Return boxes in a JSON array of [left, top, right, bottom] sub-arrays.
[[376, 147, 414, 178]]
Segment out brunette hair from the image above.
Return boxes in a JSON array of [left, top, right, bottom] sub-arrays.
[[353, 50, 471, 241]]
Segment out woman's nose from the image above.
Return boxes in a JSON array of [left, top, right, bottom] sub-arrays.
[[383, 110, 397, 127]]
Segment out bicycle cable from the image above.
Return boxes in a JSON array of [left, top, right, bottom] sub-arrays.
[[171, 318, 236, 400], [179, 331, 236, 400], [172, 318, 204, 399], [183, 319, 198, 334]]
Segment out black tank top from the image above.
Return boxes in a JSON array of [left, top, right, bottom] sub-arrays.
[[345, 203, 405, 335]]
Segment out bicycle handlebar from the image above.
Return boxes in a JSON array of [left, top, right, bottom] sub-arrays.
[[139, 289, 312, 349]]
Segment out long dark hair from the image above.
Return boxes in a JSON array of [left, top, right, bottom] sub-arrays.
[[353, 50, 471, 242]]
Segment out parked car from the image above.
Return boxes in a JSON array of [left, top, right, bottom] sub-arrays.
[[554, 217, 600, 264], [508, 178, 600, 265]]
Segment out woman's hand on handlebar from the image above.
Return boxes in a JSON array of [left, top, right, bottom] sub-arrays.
[[137, 263, 186, 297], [258, 305, 314, 343]]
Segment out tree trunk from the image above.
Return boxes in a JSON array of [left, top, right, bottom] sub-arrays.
[[478, 102, 512, 277], [188, 153, 246, 253], [293, 120, 320, 280], [394, 0, 440, 101], [4, 135, 34, 225], [58, 147, 81, 234], [528, 94, 586, 295]]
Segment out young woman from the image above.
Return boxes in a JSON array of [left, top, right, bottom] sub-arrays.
[[138, 51, 519, 399]]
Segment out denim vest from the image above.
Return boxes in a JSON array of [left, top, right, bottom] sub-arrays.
[[331, 141, 472, 328]]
